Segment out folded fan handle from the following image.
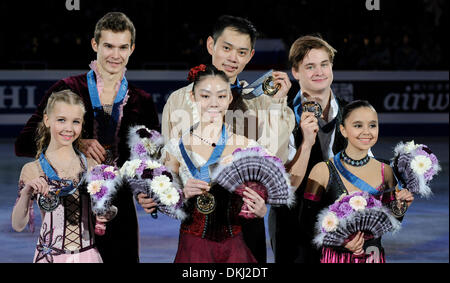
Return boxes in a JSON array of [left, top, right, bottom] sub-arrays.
[[390, 159, 405, 191]]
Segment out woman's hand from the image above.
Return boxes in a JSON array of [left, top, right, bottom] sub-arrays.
[[183, 179, 210, 199], [25, 176, 49, 198], [395, 187, 414, 207], [344, 231, 365, 255], [242, 187, 267, 218]]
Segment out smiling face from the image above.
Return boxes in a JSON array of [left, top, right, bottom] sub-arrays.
[[340, 106, 379, 151], [44, 101, 84, 148], [191, 75, 232, 124], [291, 48, 333, 97], [207, 27, 255, 83], [91, 30, 135, 75]]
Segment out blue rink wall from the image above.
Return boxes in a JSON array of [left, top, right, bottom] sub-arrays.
[[0, 70, 448, 138]]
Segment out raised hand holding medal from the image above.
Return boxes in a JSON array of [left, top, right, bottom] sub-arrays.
[[241, 70, 291, 99]]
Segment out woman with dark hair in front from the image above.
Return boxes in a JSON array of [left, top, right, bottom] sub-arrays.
[[161, 64, 271, 262], [301, 100, 414, 263]]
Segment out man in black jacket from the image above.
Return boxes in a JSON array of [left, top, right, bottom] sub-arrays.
[[269, 35, 348, 263]]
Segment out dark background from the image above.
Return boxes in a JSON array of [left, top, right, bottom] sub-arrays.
[[0, 0, 447, 70]]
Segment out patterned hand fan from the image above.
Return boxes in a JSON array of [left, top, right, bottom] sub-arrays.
[[313, 191, 401, 248], [210, 147, 295, 208]]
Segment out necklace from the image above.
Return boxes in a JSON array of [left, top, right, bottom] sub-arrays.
[[190, 130, 217, 147], [45, 153, 79, 176], [340, 150, 370, 167]]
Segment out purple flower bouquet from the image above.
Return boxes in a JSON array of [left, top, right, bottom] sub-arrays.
[[313, 191, 401, 248], [210, 146, 295, 210], [120, 158, 186, 220], [391, 140, 441, 198], [128, 125, 164, 160], [86, 164, 121, 235]]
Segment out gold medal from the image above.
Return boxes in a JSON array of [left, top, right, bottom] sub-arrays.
[[262, 76, 281, 96], [196, 191, 216, 215]]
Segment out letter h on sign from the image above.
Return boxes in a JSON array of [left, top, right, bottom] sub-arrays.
[[0, 86, 37, 109]]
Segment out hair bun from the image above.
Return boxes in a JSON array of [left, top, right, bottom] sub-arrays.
[[187, 64, 207, 82]]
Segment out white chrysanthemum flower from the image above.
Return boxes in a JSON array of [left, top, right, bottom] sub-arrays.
[[120, 159, 141, 177], [322, 212, 339, 232], [404, 140, 420, 153], [146, 159, 162, 170], [349, 195, 367, 211], [87, 180, 103, 195], [411, 155, 432, 175], [104, 166, 115, 173], [159, 187, 180, 206], [142, 138, 157, 155], [151, 175, 171, 195]]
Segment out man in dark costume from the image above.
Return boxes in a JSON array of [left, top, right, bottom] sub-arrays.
[[269, 35, 348, 263], [14, 12, 160, 263]]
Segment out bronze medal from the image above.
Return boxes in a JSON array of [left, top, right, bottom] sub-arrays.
[[390, 199, 408, 217], [302, 100, 323, 118]]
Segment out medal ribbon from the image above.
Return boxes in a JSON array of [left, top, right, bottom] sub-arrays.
[[230, 77, 242, 92], [87, 70, 128, 146], [38, 151, 87, 196], [390, 159, 405, 190], [179, 124, 227, 183], [87, 70, 128, 120], [333, 152, 382, 196]]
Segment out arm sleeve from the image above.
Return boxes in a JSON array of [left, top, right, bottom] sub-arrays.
[[133, 88, 160, 132], [244, 95, 295, 164], [161, 94, 173, 143]]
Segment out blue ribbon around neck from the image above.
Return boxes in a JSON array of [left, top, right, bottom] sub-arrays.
[[179, 124, 227, 183], [87, 70, 128, 121], [87, 70, 128, 146], [333, 152, 382, 196], [39, 151, 87, 197]]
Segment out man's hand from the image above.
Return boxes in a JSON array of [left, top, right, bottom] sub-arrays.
[[271, 71, 292, 99], [80, 139, 106, 164], [300, 112, 319, 148]]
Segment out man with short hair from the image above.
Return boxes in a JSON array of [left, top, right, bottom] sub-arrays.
[[269, 35, 348, 263], [157, 15, 295, 263], [15, 12, 160, 263]]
